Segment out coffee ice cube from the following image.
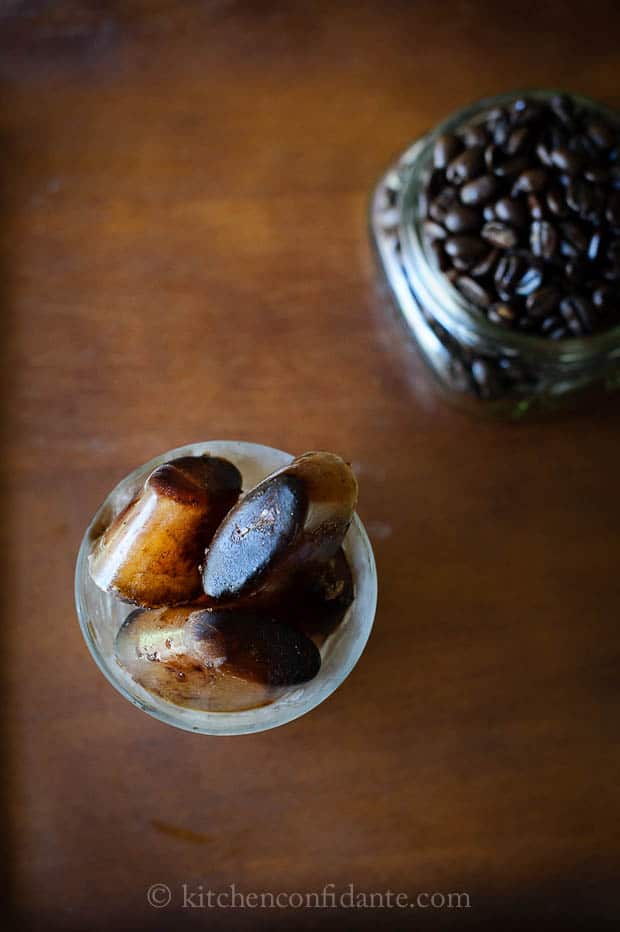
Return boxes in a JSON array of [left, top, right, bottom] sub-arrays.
[[202, 451, 358, 602], [90, 455, 241, 607], [115, 605, 321, 712]]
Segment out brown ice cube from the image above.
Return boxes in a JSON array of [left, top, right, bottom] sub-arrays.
[[115, 605, 321, 712], [201, 451, 358, 602], [274, 548, 354, 645], [89, 455, 241, 607]]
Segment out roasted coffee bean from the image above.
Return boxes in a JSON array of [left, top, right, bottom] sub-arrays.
[[548, 325, 569, 339], [455, 275, 492, 307], [488, 302, 517, 325], [560, 220, 590, 254], [530, 220, 558, 260], [565, 179, 594, 217], [535, 142, 554, 166], [584, 165, 609, 184], [494, 156, 530, 178], [443, 205, 482, 234], [585, 119, 616, 150], [423, 220, 447, 241], [482, 204, 496, 222], [481, 221, 519, 249], [433, 133, 462, 169], [527, 194, 546, 220], [560, 295, 595, 333], [546, 187, 568, 217], [541, 314, 562, 335], [549, 94, 575, 126], [564, 258, 589, 284], [592, 283, 616, 310], [607, 239, 620, 270], [470, 248, 500, 278], [429, 186, 458, 222], [446, 146, 485, 184], [494, 253, 523, 296], [511, 168, 549, 195], [460, 174, 499, 206], [461, 124, 489, 148], [515, 263, 543, 296], [526, 286, 561, 318], [587, 231, 603, 262], [492, 197, 526, 228], [444, 235, 488, 265], [506, 126, 532, 156], [606, 191, 620, 229], [484, 144, 502, 172], [427, 167, 446, 198], [550, 146, 583, 174]]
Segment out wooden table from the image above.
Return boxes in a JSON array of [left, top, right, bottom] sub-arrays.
[[4, 1, 620, 927]]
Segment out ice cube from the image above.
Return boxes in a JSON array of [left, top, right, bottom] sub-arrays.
[[202, 452, 357, 601], [115, 605, 321, 712], [89, 455, 241, 607]]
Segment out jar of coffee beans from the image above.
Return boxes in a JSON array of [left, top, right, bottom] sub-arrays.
[[371, 90, 620, 416]]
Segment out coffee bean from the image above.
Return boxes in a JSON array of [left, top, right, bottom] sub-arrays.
[[548, 325, 569, 339], [482, 204, 496, 222], [506, 126, 532, 156], [560, 220, 590, 254], [495, 253, 523, 296], [481, 221, 519, 249], [511, 168, 549, 195], [460, 174, 499, 206], [564, 259, 589, 284], [494, 196, 528, 227], [560, 295, 595, 333], [488, 302, 517, 324], [526, 286, 561, 318], [592, 284, 616, 310], [530, 220, 558, 260], [546, 187, 568, 217], [584, 166, 609, 184], [470, 248, 500, 278], [461, 125, 489, 148], [456, 275, 492, 307], [550, 146, 583, 174], [585, 119, 616, 150], [429, 187, 458, 222], [446, 146, 485, 184], [541, 314, 563, 334], [549, 94, 575, 126], [535, 142, 554, 166], [494, 156, 530, 179], [444, 235, 488, 265], [484, 144, 502, 172], [444, 205, 482, 234], [527, 194, 546, 220], [515, 263, 544, 296], [433, 133, 462, 169], [587, 231, 603, 261], [423, 220, 448, 241], [606, 192, 620, 229]]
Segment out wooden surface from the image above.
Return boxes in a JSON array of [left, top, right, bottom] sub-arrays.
[[3, 1, 620, 928]]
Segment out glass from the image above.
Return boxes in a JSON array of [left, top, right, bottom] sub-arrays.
[[370, 90, 620, 418], [75, 441, 377, 735]]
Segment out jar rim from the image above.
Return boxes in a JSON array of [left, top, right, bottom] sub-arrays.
[[399, 88, 620, 365]]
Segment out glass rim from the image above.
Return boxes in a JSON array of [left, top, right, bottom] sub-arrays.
[[74, 440, 378, 736], [399, 88, 620, 364]]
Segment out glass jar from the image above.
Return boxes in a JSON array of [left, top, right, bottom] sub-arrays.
[[75, 441, 377, 735], [370, 90, 620, 418]]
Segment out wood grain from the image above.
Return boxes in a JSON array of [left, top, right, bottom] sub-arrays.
[[2, 1, 620, 927]]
